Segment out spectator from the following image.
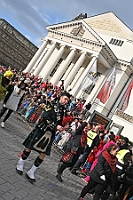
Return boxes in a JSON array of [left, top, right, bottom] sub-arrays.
[[77, 144, 119, 200], [56, 121, 90, 182], [57, 123, 71, 149]]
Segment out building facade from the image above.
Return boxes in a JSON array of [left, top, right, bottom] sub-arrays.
[[0, 19, 38, 70], [24, 12, 133, 141]]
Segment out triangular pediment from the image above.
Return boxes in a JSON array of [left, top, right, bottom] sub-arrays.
[[46, 20, 105, 45], [84, 12, 133, 39]]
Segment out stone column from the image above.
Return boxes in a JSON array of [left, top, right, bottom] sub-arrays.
[[62, 63, 74, 81], [71, 56, 97, 96], [64, 51, 86, 89], [33, 42, 56, 76], [23, 40, 48, 73], [40, 44, 66, 81], [70, 66, 84, 89], [50, 48, 76, 85]]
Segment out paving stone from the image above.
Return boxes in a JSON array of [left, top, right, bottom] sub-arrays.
[[0, 108, 92, 200]]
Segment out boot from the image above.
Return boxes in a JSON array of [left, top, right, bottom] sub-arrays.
[[16, 158, 25, 175], [56, 173, 63, 182], [71, 169, 77, 175], [26, 165, 38, 183], [57, 162, 62, 173]]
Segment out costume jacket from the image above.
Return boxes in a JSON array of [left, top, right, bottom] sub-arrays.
[[90, 151, 118, 187], [0, 73, 10, 101], [23, 100, 69, 155], [3, 84, 25, 111], [61, 122, 87, 164]]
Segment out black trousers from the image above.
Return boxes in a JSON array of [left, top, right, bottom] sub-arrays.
[[80, 178, 105, 200], [57, 162, 72, 174], [57, 153, 80, 174], [0, 107, 13, 122], [71, 146, 91, 171]]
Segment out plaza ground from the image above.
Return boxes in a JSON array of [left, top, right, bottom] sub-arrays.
[[0, 110, 93, 200]]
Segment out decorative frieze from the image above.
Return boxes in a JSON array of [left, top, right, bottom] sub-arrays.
[[88, 20, 121, 33], [70, 24, 85, 37], [115, 109, 133, 123], [48, 29, 102, 48]]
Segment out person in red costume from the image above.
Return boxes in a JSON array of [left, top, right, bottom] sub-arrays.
[[81, 129, 104, 176]]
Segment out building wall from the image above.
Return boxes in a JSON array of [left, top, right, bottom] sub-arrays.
[[0, 19, 38, 70]]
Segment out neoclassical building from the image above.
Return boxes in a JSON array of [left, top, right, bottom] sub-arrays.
[[24, 12, 133, 141]]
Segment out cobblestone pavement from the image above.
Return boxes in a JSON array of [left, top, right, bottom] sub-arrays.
[[0, 110, 93, 200]]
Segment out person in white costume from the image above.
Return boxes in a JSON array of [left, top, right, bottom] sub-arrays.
[[0, 80, 27, 128]]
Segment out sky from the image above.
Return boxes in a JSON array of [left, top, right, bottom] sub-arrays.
[[1, 0, 133, 47]]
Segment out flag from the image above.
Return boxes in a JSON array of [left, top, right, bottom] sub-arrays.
[[97, 67, 116, 104], [80, 76, 93, 91], [120, 80, 133, 112], [80, 59, 97, 91]]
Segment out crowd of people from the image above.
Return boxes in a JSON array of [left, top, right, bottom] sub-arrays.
[[0, 65, 133, 200]]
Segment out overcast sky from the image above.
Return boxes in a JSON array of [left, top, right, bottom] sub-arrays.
[[1, 0, 133, 47]]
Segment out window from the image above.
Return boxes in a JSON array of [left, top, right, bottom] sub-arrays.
[[109, 38, 124, 46]]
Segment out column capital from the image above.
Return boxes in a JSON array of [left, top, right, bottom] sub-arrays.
[[70, 47, 76, 51], [80, 51, 87, 55], [86, 52, 93, 57], [50, 41, 56, 45], [92, 54, 98, 58], [89, 54, 98, 60], [41, 38, 48, 42], [59, 43, 66, 48], [60, 43, 66, 47]]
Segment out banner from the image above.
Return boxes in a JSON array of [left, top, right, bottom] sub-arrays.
[[80, 59, 97, 91], [97, 67, 116, 104], [120, 79, 133, 112]]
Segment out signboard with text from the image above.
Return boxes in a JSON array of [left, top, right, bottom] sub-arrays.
[[89, 110, 112, 130]]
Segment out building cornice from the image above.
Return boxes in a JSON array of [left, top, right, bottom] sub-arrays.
[[116, 59, 131, 67], [115, 59, 133, 74], [47, 20, 117, 63], [48, 29, 102, 48], [115, 109, 133, 123], [102, 44, 117, 61], [47, 20, 104, 45]]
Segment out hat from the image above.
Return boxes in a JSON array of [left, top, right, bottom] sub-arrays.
[[4, 70, 14, 78], [61, 91, 71, 99]]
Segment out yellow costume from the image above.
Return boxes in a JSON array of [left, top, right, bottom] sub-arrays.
[[0, 70, 14, 101]]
